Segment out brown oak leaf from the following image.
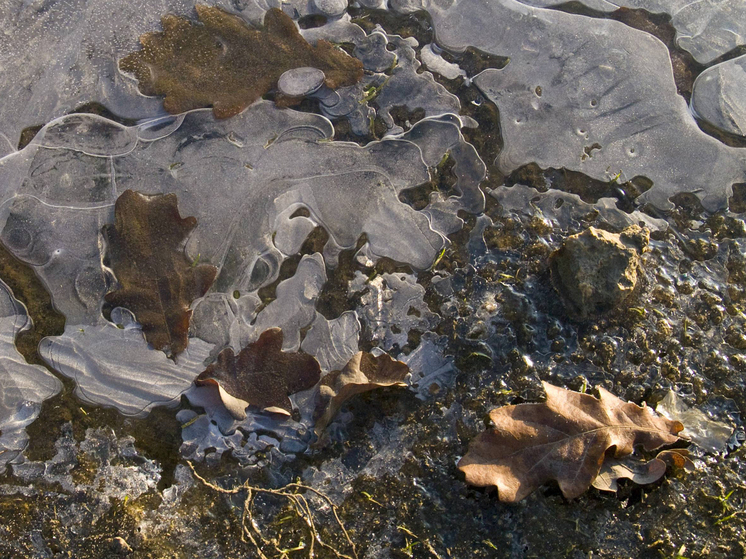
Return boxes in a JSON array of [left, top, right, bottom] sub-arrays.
[[119, 6, 364, 118], [458, 382, 684, 502], [195, 328, 321, 418], [103, 190, 217, 356], [591, 449, 693, 493], [314, 351, 409, 435]]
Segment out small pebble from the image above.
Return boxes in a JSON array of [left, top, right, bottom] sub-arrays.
[[277, 67, 326, 97], [312, 0, 347, 17]]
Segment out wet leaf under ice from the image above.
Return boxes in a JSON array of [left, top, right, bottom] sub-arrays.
[[195, 328, 321, 418], [120, 7, 363, 118], [103, 189, 218, 356]]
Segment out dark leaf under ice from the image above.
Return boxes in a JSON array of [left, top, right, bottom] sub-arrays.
[[120, 6, 363, 118], [103, 190, 217, 356], [195, 328, 321, 417]]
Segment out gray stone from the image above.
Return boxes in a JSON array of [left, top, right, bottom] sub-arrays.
[[312, 0, 348, 17], [277, 67, 326, 97]]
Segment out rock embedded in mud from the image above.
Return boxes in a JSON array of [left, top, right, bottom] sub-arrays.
[[550, 225, 649, 319]]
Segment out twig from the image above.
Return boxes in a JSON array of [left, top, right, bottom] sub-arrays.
[[187, 461, 358, 559]]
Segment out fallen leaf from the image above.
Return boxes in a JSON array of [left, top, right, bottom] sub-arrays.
[[195, 328, 321, 419], [591, 455, 667, 493], [314, 351, 410, 435], [656, 390, 734, 454], [591, 449, 693, 493], [103, 190, 217, 356], [120, 6, 363, 118], [458, 382, 684, 501]]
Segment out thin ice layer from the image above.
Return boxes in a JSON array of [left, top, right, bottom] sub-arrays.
[[113, 103, 443, 286], [372, 35, 462, 135], [193, 253, 329, 367], [692, 55, 746, 138], [419, 43, 466, 81], [12, 424, 161, 500], [512, 0, 746, 64], [392, 0, 746, 210], [489, 184, 667, 232], [401, 114, 486, 235], [39, 322, 213, 417], [0, 0, 272, 146], [349, 271, 438, 351], [301, 311, 361, 374], [303, 22, 467, 136], [0, 102, 450, 319], [0, 102, 486, 416], [401, 332, 454, 399], [0, 280, 62, 473], [243, 253, 326, 351], [179, 389, 313, 464]]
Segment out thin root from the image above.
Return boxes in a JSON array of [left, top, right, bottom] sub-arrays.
[[187, 461, 358, 559]]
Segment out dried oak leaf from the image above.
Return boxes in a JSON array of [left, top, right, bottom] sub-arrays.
[[119, 6, 363, 118], [458, 382, 684, 502], [314, 351, 409, 435], [103, 190, 217, 356], [195, 328, 321, 418], [591, 449, 693, 493]]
